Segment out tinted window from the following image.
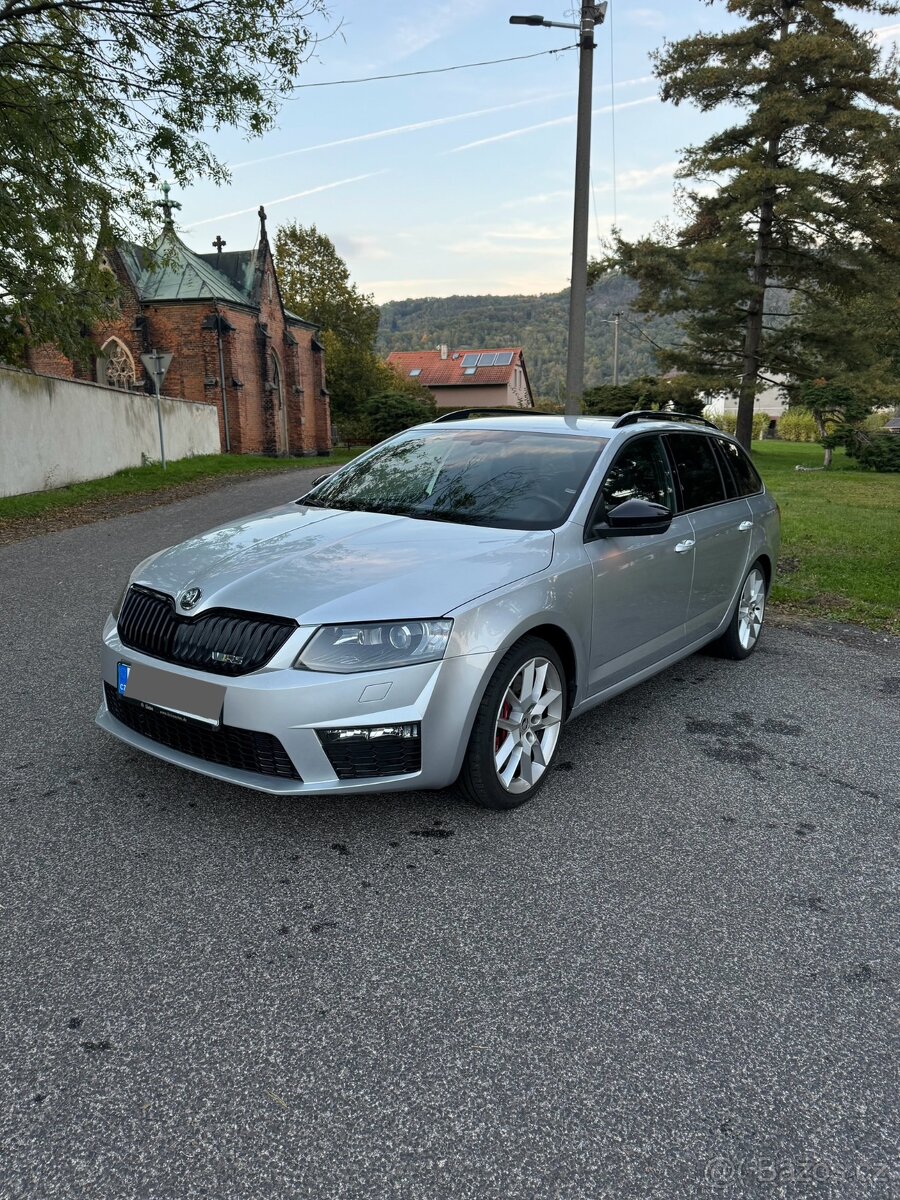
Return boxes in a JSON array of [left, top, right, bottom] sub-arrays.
[[666, 433, 726, 510], [302, 428, 607, 531], [716, 436, 763, 496], [597, 436, 675, 517]]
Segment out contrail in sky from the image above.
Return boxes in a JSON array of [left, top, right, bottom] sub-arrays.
[[447, 96, 658, 154], [230, 77, 656, 170], [184, 172, 388, 229]]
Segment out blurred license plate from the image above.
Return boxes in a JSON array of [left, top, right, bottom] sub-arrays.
[[117, 661, 224, 726]]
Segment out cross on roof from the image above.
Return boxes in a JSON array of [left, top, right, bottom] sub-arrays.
[[212, 235, 227, 257], [258, 205, 267, 235], [154, 181, 182, 226]]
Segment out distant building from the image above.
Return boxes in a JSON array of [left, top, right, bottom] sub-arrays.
[[27, 191, 330, 456], [386, 345, 534, 410], [704, 374, 789, 421], [884, 417, 900, 435]]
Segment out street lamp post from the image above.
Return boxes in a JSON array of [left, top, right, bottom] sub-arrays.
[[510, 3, 607, 415]]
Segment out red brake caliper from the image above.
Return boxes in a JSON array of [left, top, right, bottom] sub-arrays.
[[496, 699, 512, 753]]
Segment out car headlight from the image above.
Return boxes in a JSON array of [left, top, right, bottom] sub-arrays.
[[296, 620, 453, 673]]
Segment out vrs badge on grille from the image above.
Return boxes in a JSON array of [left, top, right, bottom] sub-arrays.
[[180, 587, 202, 611]]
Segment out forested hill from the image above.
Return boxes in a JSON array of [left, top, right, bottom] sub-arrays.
[[376, 275, 684, 404]]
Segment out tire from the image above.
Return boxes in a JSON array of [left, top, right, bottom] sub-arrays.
[[458, 636, 566, 810], [712, 560, 768, 660]]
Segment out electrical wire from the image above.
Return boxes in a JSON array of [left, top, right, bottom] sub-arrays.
[[617, 310, 676, 354], [608, 0, 618, 229], [290, 45, 577, 90]]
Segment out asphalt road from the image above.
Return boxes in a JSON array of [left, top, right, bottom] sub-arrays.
[[1, 469, 898, 1200]]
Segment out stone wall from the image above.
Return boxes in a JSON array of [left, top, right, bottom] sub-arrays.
[[0, 365, 220, 498]]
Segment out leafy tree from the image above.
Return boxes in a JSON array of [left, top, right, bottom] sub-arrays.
[[0, 0, 327, 362], [275, 222, 393, 421], [583, 375, 703, 417], [790, 380, 875, 468], [599, 0, 900, 448]]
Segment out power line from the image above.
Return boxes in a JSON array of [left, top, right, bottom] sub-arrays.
[[617, 310, 676, 354], [290, 45, 577, 90], [608, 0, 618, 228]]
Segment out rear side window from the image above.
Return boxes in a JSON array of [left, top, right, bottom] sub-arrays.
[[666, 433, 726, 510], [715, 436, 764, 496]]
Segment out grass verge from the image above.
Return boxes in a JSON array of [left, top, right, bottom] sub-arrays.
[[0, 450, 361, 523], [752, 441, 900, 634]]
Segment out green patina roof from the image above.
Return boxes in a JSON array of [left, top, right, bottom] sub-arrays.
[[118, 231, 255, 307]]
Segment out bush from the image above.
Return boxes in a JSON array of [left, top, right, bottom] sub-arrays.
[[844, 432, 900, 472], [364, 392, 435, 442], [332, 415, 374, 449], [704, 410, 769, 439], [776, 410, 821, 442]]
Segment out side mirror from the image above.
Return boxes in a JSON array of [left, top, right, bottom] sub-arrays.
[[593, 498, 672, 537]]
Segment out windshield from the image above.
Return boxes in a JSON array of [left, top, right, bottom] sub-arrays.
[[299, 428, 608, 530]]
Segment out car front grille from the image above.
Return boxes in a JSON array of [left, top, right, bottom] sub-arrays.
[[318, 725, 422, 780], [117, 585, 296, 676], [104, 682, 301, 780]]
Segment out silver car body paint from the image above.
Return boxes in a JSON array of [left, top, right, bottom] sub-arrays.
[[97, 415, 780, 794]]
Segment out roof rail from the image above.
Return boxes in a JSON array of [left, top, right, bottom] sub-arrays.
[[431, 407, 543, 423], [611, 410, 717, 430]]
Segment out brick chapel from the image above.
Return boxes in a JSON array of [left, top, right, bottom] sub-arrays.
[[28, 190, 331, 456]]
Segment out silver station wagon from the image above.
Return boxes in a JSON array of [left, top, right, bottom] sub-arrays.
[[98, 411, 780, 809]]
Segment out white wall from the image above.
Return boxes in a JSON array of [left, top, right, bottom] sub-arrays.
[[0, 366, 221, 498]]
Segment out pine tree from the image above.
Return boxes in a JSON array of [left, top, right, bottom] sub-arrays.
[[600, 0, 900, 447]]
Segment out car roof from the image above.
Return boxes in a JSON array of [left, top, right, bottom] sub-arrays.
[[418, 412, 722, 439]]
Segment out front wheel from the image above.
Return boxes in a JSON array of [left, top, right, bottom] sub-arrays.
[[458, 637, 566, 810], [712, 561, 767, 660]]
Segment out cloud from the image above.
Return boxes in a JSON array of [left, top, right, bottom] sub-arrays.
[[872, 21, 900, 41], [230, 93, 572, 170], [334, 234, 391, 263], [611, 161, 679, 190], [627, 8, 666, 28], [483, 224, 567, 242], [183, 172, 389, 229], [500, 190, 571, 209], [390, 0, 483, 60], [232, 75, 658, 171], [447, 96, 659, 154]]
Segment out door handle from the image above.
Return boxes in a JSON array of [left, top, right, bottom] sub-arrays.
[[738, 520, 753, 531], [674, 539, 695, 553]]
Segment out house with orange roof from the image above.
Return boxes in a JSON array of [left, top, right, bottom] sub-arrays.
[[386, 345, 534, 410]]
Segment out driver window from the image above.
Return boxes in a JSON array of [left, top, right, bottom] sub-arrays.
[[597, 436, 676, 519]]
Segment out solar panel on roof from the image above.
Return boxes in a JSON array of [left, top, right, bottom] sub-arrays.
[[461, 353, 479, 367], [463, 367, 477, 375], [494, 352, 513, 366], [477, 352, 496, 367]]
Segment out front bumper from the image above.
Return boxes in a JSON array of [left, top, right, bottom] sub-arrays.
[[96, 617, 493, 795]]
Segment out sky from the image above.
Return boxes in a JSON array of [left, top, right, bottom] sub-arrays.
[[175, 1, 900, 304]]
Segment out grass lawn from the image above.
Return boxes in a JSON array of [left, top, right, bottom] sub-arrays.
[[751, 441, 900, 633], [0, 450, 361, 523]]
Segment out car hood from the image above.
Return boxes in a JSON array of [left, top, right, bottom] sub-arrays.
[[135, 503, 554, 624]]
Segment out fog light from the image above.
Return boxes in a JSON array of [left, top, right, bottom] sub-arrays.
[[317, 724, 422, 780], [319, 723, 420, 742]]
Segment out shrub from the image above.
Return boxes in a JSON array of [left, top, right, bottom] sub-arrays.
[[704, 410, 769, 439], [844, 432, 900, 472], [776, 410, 821, 442], [364, 392, 435, 442], [333, 415, 373, 448]]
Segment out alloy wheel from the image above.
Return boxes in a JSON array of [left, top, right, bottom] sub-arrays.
[[493, 657, 564, 794], [738, 567, 766, 650]]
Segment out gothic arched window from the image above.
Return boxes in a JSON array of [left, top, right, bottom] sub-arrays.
[[99, 337, 136, 390]]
